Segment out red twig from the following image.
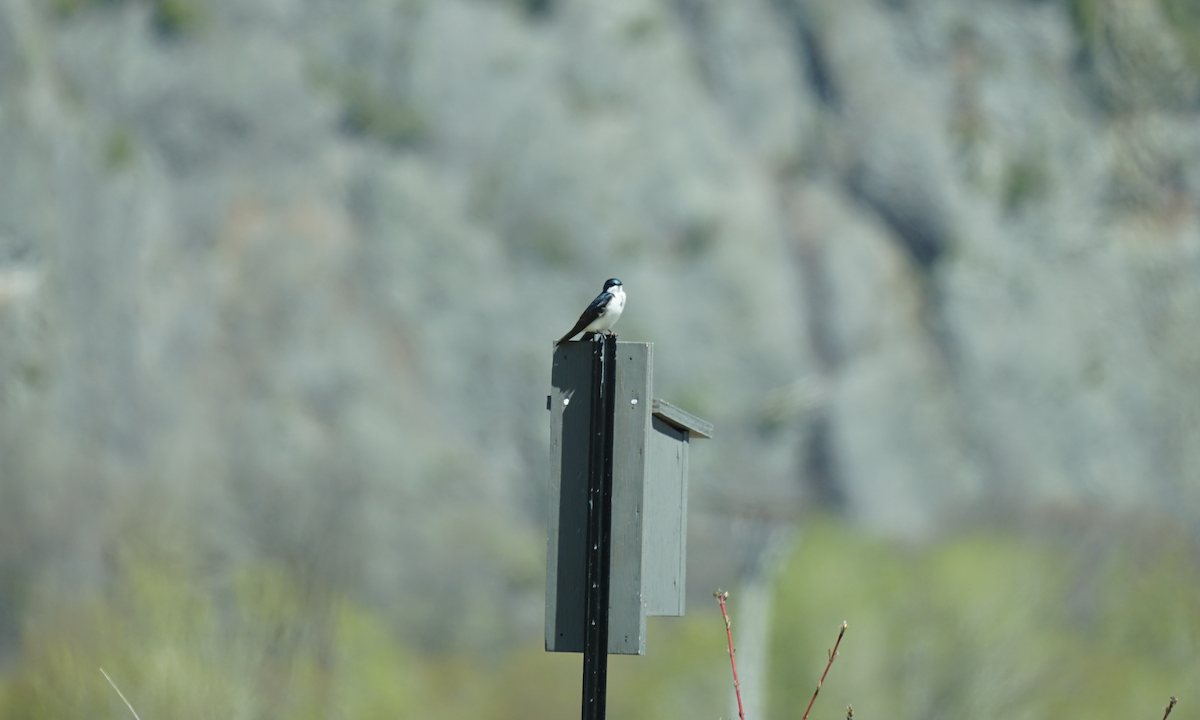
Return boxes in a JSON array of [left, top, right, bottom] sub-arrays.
[[714, 590, 746, 720], [801, 621, 847, 720], [1163, 697, 1177, 720]]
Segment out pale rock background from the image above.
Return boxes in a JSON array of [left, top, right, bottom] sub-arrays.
[[0, 0, 1198, 655]]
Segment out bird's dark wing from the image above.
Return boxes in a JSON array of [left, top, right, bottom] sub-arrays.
[[556, 292, 612, 346]]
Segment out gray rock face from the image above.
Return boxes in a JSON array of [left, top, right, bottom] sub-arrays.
[[1, 0, 1198, 648]]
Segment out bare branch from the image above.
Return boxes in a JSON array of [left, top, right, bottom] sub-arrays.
[[1163, 697, 1177, 720], [714, 590, 746, 720], [801, 621, 847, 720]]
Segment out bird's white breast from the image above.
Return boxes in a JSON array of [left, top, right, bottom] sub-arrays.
[[585, 287, 625, 332]]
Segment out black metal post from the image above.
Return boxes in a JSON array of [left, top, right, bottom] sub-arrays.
[[582, 334, 616, 720]]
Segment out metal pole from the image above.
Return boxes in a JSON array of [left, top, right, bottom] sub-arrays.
[[582, 334, 616, 720]]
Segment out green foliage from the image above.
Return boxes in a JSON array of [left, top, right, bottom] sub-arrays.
[[53, 0, 206, 36], [1161, 0, 1200, 76], [321, 70, 426, 150], [770, 518, 1200, 720], [104, 127, 136, 170], [1065, 0, 1200, 108], [624, 14, 664, 43], [1065, 0, 1103, 45], [612, 617, 729, 719], [1066, 0, 1199, 53], [1002, 151, 1051, 214], [8, 511, 1195, 720], [151, 0, 205, 38], [466, 615, 727, 720], [50, 0, 120, 20], [0, 537, 726, 720], [0, 550, 423, 720]]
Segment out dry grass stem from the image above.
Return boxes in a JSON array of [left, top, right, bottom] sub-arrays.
[[100, 668, 142, 720], [714, 590, 746, 720], [801, 621, 848, 720], [1163, 697, 1177, 720]]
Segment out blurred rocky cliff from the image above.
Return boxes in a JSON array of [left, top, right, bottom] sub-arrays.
[[1, 0, 1198, 656]]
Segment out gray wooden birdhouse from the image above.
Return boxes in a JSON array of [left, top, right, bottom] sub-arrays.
[[546, 340, 712, 656]]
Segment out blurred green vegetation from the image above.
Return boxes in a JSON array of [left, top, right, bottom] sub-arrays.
[[1066, 0, 1200, 109], [1067, 0, 1200, 66], [1161, 0, 1200, 72], [308, 67, 426, 150], [1002, 151, 1051, 215], [51, 0, 117, 19], [52, 0, 205, 36], [624, 13, 665, 44], [770, 518, 1200, 720], [0, 542, 725, 719], [149, 0, 204, 38], [104, 127, 136, 171], [3, 515, 1196, 719]]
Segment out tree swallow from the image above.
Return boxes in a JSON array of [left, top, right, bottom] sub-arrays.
[[556, 278, 625, 346]]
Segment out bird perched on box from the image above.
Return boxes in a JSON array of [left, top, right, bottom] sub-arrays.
[[556, 278, 625, 346]]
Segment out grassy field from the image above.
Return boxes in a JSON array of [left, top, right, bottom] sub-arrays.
[[2, 515, 1196, 719]]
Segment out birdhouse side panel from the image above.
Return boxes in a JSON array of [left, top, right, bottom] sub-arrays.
[[643, 415, 688, 617], [609, 342, 652, 654]]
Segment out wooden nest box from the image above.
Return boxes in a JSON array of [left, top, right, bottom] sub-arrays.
[[546, 341, 712, 656]]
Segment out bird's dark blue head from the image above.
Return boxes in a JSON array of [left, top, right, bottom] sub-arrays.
[[603, 278, 622, 291]]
